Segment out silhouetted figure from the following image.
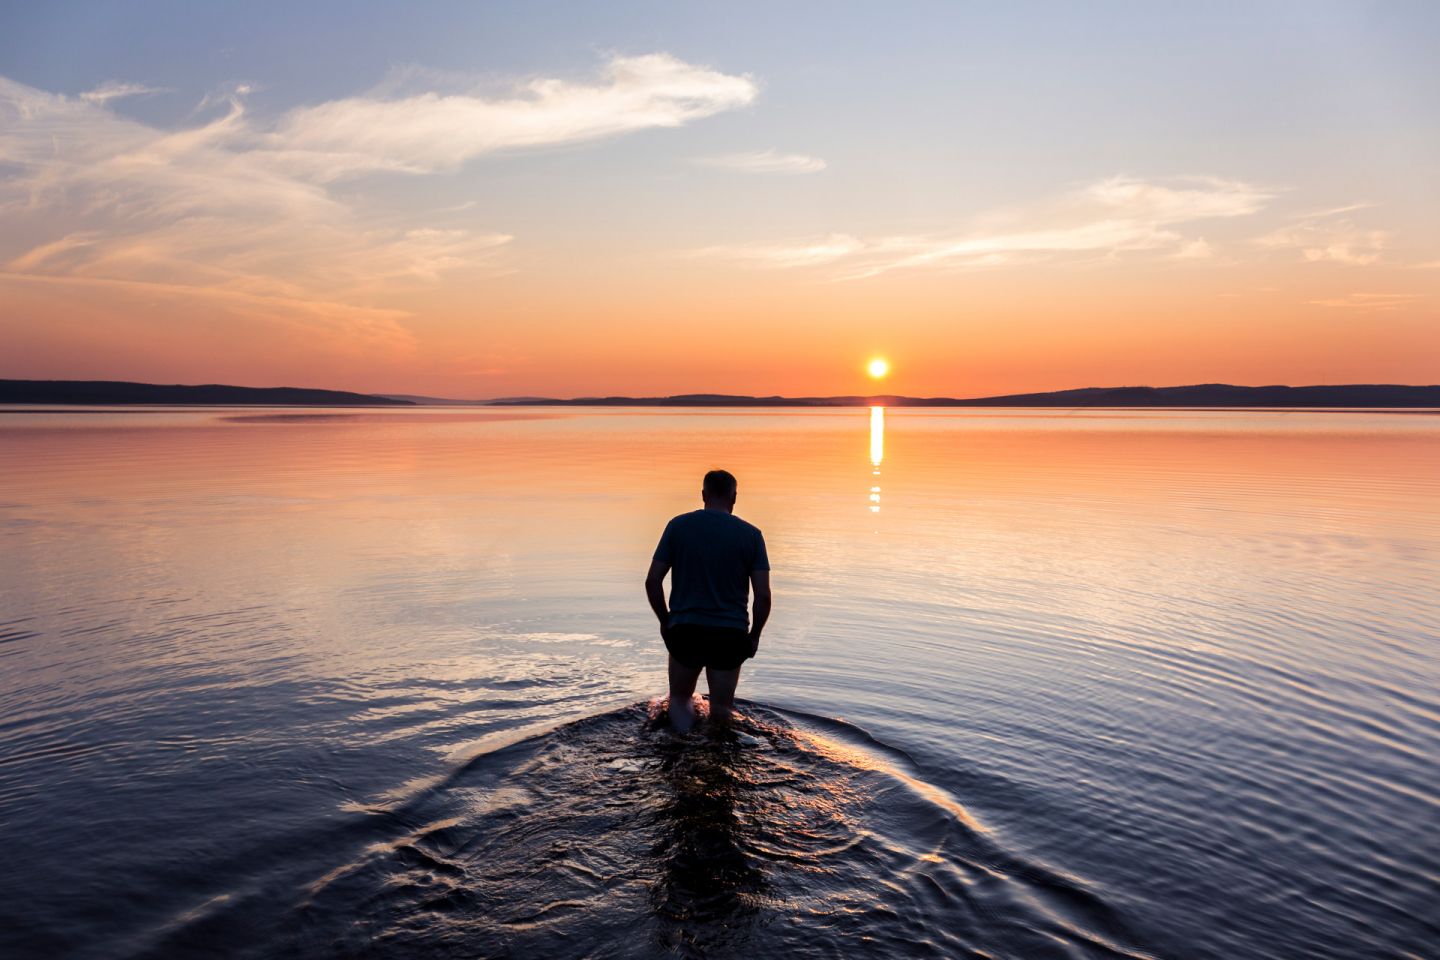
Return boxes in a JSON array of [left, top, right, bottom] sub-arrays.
[[646, 470, 772, 733]]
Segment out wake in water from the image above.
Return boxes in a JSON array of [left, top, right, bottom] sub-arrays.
[[154, 702, 1153, 959]]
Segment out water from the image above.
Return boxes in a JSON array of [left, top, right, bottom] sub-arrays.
[[1, 406, 1436, 959]]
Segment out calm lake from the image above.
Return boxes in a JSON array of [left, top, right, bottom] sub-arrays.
[[1, 406, 1436, 959]]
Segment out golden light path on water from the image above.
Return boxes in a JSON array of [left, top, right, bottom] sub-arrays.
[[869, 405, 884, 513]]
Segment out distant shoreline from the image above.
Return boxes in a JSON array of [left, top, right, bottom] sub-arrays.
[[0, 380, 412, 407], [2, 379, 1438, 408], [485, 386, 1440, 408]]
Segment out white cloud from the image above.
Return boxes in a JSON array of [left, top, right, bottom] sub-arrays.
[[1295, 202, 1374, 219], [698, 176, 1274, 279], [1307, 292, 1419, 311], [1253, 204, 1389, 265], [0, 54, 754, 348], [79, 81, 167, 104], [695, 149, 826, 174], [1084, 175, 1272, 221], [268, 53, 758, 180], [1172, 238, 1215, 260], [693, 233, 863, 268]]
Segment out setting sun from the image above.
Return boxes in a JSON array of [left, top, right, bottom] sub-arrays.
[[867, 358, 890, 379]]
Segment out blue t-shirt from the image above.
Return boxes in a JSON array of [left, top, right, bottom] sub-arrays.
[[652, 509, 769, 630]]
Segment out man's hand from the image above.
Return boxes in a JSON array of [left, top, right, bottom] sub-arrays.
[[746, 630, 761, 659]]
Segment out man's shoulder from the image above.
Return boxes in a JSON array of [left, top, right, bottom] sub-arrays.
[[667, 510, 705, 527], [720, 515, 766, 544], [667, 510, 762, 536], [727, 514, 764, 539]]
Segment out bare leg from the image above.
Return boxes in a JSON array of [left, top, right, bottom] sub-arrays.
[[667, 656, 703, 733], [704, 665, 742, 727]]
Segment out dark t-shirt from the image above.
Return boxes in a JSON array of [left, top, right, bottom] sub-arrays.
[[652, 509, 769, 630]]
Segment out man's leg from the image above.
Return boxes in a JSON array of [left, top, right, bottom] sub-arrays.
[[668, 655, 703, 732], [704, 665, 742, 726]]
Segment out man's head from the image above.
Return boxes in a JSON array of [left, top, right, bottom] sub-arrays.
[[702, 469, 738, 511]]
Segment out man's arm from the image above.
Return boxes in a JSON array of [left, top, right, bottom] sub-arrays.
[[645, 558, 670, 631], [747, 569, 772, 658]]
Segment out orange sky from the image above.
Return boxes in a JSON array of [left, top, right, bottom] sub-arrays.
[[7, 252, 1432, 399]]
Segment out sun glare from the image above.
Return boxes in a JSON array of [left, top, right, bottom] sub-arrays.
[[867, 358, 890, 379]]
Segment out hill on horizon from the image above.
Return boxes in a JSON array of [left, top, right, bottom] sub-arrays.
[[0, 379, 413, 406], [3, 379, 1439, 408], [486, 383, 1440, 408]]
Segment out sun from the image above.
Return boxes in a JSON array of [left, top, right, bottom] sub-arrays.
[[867, 357, 890, 379]]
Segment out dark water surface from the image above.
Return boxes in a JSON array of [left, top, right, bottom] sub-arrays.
[[1, 406, 1436, 959]]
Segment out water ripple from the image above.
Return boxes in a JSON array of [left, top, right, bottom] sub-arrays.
[[143, 701, 1157, 960]]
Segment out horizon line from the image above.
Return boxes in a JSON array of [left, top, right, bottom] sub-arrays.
[[4, 378, 1440, 409]]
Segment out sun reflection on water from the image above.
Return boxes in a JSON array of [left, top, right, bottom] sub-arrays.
[[869, 405, 884, 513]]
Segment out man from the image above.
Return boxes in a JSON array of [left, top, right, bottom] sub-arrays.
[[645, 469, 771, 733]]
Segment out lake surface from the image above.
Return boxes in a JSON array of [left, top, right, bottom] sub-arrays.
[[1, 405, 1436, 959]]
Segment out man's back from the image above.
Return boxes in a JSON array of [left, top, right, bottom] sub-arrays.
[[645, 469, 772, 732], [653, 509, 768, 631]]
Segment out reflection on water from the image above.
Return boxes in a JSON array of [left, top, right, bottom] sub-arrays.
[[1, 406, 1438, 960], [280, 702, 1150, 959], [869, 405, 884, 513]]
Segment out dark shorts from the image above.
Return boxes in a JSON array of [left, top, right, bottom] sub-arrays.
[[664, 623, 751, 671]]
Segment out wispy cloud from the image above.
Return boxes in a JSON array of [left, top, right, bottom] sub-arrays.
[[1253, 205, 1389, 265], [693, 233, 864, 269], [1307, 292, 1419, 311], [0, 269, 419, 352], [1295, 202, 1374, 219], [1172, 238, 1215, 260], [79, 81, 167, 104], [1082, 175, 1272, 220], [695, 149, 826, 174], [0, 54, 755, 348], [698, 176, 1275, 279], [270, 54, 757, 180]]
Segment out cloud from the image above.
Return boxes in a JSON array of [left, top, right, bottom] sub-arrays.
[[0, 54, 753, 349], [695, 149, 826, 174], [693, 233, 864, 268], [2, 268, 417, 347], [1295, 202, 1374, 219], [268, 53, 758, 180], [698, 176, 1274, 279], [1253, 205, 1389, 265], [1307, 292, 1419, 311], [79, 81, 167, 104], [1172, 238, 1214, 260], [1083, 175, 1272, 221]]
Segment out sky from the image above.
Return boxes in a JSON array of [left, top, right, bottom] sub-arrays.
[[1, 1, 1437, 398]]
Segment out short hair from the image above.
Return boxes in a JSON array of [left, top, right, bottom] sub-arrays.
[[703, 469, 737, 499]]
